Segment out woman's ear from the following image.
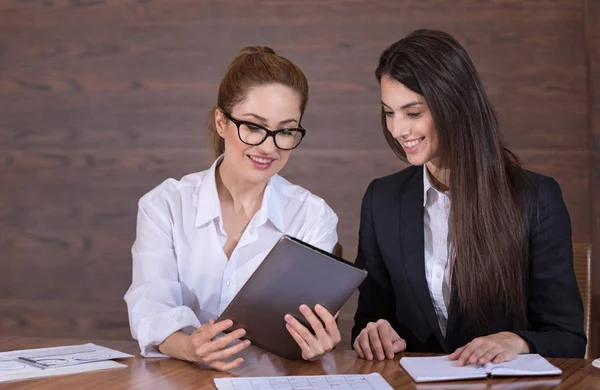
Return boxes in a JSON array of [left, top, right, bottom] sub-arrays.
[[214, 109, 227, 138]]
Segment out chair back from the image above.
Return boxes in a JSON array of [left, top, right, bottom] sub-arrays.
[[333, 243, 343, 258]]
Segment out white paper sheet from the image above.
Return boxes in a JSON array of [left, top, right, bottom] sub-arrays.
[[0, 360, 127, 383], [214, 373, 393, 390], [0, 343, 133, 383]]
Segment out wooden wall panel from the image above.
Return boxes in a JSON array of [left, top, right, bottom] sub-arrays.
[[0, 299, 130, 340], [0, 0, 596, 355], [0, 2, 588, 152], [0, 149, 591, 263]]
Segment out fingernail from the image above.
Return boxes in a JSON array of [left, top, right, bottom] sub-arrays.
[[315, 304, 323, 311], [300, 304, 308, 311], [284, 315, 292, 321], [243, 340, 251, 346]]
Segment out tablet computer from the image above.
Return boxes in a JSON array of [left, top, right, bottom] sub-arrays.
[[217, 235, 367, 360]]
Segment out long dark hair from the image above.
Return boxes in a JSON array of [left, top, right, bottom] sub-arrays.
[[376, 29, 531, 333]]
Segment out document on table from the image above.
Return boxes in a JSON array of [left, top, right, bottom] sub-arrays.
[[0, 343, 133, 383], [214, 373, 393, 390]]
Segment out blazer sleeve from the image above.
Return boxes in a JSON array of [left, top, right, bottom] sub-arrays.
[[513, 176, 587, 357], [351, 179, 397, 346]]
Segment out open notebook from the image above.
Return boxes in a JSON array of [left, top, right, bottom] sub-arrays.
[[400, 354, 562, 383]]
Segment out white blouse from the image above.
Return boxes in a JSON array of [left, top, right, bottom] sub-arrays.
[[423, 167, 452, 336], [124, 158, 339, 357]]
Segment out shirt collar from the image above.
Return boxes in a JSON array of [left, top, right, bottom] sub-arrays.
[[256, 175, 285, 232], [194, 156, 223, 228], [423, 165, 451, 207], [423, 165, 433, 207], [194, 156, 286, 232]]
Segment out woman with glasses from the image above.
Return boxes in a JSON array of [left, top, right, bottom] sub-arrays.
[[352, 30, 586, 364], [125, 46, 341, 370]]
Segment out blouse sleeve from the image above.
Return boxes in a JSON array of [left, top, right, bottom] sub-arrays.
[[124, 199, 201, 357]]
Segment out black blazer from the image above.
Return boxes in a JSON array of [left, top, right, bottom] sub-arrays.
[[351, 165, 586, 358]]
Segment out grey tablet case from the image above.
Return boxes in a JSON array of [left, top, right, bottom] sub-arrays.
[[217, 235, 368, 360]]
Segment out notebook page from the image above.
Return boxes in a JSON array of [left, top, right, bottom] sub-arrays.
[[485, 354, 562, 377], [399, 355, 487, 382]]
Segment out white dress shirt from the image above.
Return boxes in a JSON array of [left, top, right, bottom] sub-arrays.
[[124, 157, 339, 357], [423, 167, 452, 336]]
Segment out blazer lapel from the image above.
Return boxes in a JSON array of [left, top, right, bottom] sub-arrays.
[[400, 166, 447, 349]]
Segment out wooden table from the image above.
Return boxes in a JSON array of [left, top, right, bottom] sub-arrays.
[[1, 336, 599, 389]]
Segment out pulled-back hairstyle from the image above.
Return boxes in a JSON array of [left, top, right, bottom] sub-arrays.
[[208, 46, 309, 157]]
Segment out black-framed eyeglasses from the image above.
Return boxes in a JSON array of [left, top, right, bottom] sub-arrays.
[[223, 112, 306, 150]]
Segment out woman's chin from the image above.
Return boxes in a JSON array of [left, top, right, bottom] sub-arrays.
[[243, 165, 280, 183], [406, 154, 429, 167]]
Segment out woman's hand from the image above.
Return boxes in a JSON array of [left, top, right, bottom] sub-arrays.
[[353, 319, 406, 360], [188, 319, 251, 371], [449, 331, 530, 366], [284, 304, 341, 361]]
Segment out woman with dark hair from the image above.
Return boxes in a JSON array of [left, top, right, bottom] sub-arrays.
[[125, 46, 341, 370], [352, 29, 586, 366]]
